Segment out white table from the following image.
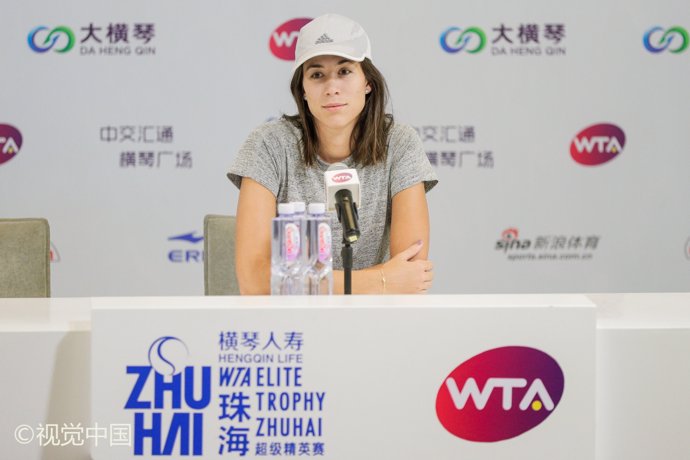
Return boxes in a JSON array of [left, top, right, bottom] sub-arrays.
[[593, 293, 690, 460], [0, 298, 91, 460], [2, 293, 689, 459]]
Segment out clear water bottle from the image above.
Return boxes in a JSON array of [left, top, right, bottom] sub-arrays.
[[271, 203, 300, 295], [289, 202, 307, 295], [305, 203, 333, 295]]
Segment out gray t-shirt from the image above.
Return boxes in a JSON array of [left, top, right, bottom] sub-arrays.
[[228, 118, 438, 270]]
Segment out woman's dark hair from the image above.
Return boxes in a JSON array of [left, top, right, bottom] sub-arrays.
[[284, 58, 392, 167]]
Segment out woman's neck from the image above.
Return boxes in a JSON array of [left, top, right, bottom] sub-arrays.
[[316, 124, 353, 164]]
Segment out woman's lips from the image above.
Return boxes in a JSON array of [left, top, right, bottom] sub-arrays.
[[322, 103, 347, 111]]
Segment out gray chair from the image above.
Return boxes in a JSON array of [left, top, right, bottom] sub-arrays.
[[0, 218, 51, 297], [204, 214, 240, 295]]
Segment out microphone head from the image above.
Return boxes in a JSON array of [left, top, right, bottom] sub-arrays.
[[324, 165, 361, 212], [334, 189, 360, 243], [327, 162, 349, 171]]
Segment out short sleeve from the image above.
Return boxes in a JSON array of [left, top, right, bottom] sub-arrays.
[[388, 124, 439, 197], [227, 123, 283, 197]]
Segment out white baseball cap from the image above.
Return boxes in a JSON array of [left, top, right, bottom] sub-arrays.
[[292, 14, 372, 72]]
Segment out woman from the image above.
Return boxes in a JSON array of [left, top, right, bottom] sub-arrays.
[[228, 13, 438, 294]]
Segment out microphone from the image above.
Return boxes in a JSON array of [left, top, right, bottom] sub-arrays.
[[324, 162, 361, 211], [335, 189, 360, 243], [324, 163, 361, 243]]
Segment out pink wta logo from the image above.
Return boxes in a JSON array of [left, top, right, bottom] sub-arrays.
[[269, 18, 312, 61], [436, 346, 564, 442], [332, 172, 352, 184], [0, 124, 23, 166], [570, 123, 625, 166]]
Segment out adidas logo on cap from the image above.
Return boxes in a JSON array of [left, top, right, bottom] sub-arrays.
[[315, 34, 334, 44]]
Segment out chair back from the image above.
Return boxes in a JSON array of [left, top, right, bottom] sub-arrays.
[[204, 215, 240, 295], [0, 218, 51, 297]]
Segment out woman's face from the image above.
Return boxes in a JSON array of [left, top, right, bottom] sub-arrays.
[[302, 55, 371, 134]]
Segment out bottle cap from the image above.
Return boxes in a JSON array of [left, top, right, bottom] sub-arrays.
[[292, 201, 306, 213], [277, 202, 295, 215], [308, 203, 326, 214]]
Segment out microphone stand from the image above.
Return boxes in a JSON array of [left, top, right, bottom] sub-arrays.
[[341, 239, 353, 295], [335, 192, 359, 295]]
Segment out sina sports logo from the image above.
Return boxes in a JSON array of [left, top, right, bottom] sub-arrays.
[[643, 26, 689, 54], [570, 123, 625, 166], [0, 124, 22, 166], [436, 346, 565, 442], [496, 228, 530, 252], [28, 26, 76, 53], [502, 228, 519, 241], [270, 18, 313, 60], [440, 27, 486, 54]]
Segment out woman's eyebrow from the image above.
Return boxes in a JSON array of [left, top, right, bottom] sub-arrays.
[[306, 59, 353, 70]]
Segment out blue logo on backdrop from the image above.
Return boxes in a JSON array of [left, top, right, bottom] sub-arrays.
[[168, 232, 203, 263], [28, 23, 157, 56], [169, 232, 203, 244], [440, 23, 568, 57], [440, 27, 487, 53], [28, 26, 75, 53], [125, 337, 211, 455], [643, 26, 688, 53]]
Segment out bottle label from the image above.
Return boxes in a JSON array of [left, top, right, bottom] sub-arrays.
[[284, 223, 300, 262], [318, 223, 332, 263]]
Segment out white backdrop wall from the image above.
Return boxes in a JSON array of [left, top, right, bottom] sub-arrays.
[[2, 0, 689, 296]]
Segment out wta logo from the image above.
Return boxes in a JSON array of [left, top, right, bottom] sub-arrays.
[[28, 26, 75, 53], [643, 26, 688, 54], [0, 124, 22, 166], [269, 18, 312, 60], [436, 346, 564, 442], [332, 172, 352, 183], [440, 27, 486, 54], [50, 243, 61, 263], [570, 123, 625, 166]]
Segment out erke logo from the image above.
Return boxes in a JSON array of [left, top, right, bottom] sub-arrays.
[[269, 18, 313, 60], [332, 172, 352, 184], [0, 124, 22, 166], [436, 346, 564, 442], [570, 123, 625, 166], [168, 232, 204, 263]]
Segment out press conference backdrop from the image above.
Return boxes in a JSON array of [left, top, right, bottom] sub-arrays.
[[2, 0, 689, 297]]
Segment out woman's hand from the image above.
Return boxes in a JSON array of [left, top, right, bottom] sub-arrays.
[[382, 240, 434, 293]]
